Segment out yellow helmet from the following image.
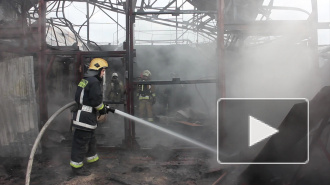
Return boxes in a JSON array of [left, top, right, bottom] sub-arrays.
[[89, 58, 108, 70]]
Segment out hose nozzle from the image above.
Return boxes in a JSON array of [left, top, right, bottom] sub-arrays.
[[106, 105, 115, 113]]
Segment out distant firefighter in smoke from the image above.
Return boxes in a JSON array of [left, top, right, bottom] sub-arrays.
[[137, 69, 156, 122], [108, 72, 125, 107]]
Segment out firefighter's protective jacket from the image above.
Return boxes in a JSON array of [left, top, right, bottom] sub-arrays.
[[72, 72, 104, 131], [108, 79, 124, 102], [137, 82, 155, 101]]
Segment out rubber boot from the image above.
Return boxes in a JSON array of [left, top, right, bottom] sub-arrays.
[[71, 167, 91, 176]]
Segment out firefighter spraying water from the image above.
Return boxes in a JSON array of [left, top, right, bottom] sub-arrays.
[[26, 101, 232, 185]]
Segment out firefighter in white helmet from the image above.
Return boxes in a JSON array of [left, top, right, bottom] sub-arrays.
[[70, 58, 109, 176], [137, 70, 156, 122], [108, 72, 125, 106]]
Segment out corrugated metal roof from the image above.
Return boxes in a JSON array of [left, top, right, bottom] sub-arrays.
[[0, 56, 39, 157]]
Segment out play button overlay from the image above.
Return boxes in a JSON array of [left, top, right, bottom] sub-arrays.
[[217, 98, 309, 164], [249, 116, 278, 147]]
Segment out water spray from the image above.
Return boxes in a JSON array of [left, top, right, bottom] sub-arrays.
[[108, 106, 217, 154]]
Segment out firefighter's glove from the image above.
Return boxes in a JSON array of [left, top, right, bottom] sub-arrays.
[[106, 105, 115, 113], [98, 104, 107, 115], [70, 103, 79, 113]]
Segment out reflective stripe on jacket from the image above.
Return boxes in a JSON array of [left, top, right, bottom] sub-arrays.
[[73, 75, 104, 130], [137, 84, 155, 100]]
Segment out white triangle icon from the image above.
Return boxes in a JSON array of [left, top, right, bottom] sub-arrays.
[[249, 116, 279, 147]]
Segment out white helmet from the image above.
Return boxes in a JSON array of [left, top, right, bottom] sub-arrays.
[[142, 70, 151, 77], [112, 72, 118, 78]]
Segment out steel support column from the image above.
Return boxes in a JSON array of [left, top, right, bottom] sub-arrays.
[[217, 0, 225, 147], [124, 0, 137, 149], [76, 52, 83, 83], [87, 0, 90, 43], [311, 0, 319, 70], [217, 0, 225, 98], [38, 0, 48, 127]]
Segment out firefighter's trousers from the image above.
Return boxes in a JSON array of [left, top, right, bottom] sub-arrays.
[[70, 129, 99, 168], [138, 99, 153, 121]]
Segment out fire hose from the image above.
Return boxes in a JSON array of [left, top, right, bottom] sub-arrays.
[[25, 101, 76, 185]]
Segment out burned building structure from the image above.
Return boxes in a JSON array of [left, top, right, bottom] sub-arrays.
[[0, 0, 330, 184]]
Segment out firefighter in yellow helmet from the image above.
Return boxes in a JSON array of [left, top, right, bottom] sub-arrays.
[[70, 58, 109, 176], [137, 70, 156, 122]]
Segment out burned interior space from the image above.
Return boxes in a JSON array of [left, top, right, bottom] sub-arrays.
[[0, 0, 330, 184]]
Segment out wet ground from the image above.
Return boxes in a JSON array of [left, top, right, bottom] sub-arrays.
[[0, 146, 227, 185]]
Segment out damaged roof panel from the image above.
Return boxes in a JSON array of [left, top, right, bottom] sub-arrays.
[[0, 56, 39, 157]]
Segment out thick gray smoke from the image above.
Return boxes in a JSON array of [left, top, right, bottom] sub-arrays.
[[132, 44, 218, 149], [218, 28, 327, 177], [226, 37, 322, 99]]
